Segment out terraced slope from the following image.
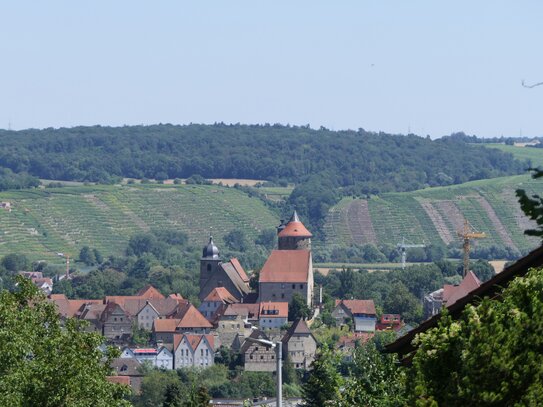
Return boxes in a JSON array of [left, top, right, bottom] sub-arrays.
[[0, 184, 279, 262], [324, 175, 543, 253]]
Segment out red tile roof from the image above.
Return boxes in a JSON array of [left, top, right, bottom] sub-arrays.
[[203, 287, 238, 304], [259, 250, 311, 283], [230, 258, 250, 283], [107, 376, 131, 385], [173, 334, 215, 352], [176, 305, 213, 329], [443, 270, 481, 307], [224, 303, 260, 319], [154, 318, 179, 332], [336, 299, 376, 315], [137, 285, 166, 299], [278, 220, 312, 238], [259, 302, 288, 318]]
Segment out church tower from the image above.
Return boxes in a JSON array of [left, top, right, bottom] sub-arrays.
[[199, 236, 221, 296], [277, 210, 312, 250]]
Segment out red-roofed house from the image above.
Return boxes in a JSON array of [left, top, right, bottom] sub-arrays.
[[259, 301, 288, 330], [173, 334, 215, 369], [423, 271, 482, 320], [153, 304, 213, 344], [198, 287, 239, 321], [332, 299, 377, 332], [258, 212, 314, 308]]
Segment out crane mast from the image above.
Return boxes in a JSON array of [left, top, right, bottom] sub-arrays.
[[457, 220, 486, 277]]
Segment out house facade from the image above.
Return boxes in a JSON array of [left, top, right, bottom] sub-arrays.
[[282, 319, 317, 369], [259, 302, 288, 330], [173, 334, 215, 369], [332, 299, 377, 332], [241, 330, 277, 372], [121, 347, 173, 370]]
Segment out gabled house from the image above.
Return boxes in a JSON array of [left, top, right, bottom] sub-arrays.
[[332, 299, 377, 332], [259, 302, 288, 330], [241, 330, 277, 372], [173, 334, 215, 369], [153, 304, 213, 344], [282, 319, 317, 369], [423, 270, 481, 320], [215, 304, 253, 348], [121, 347, 173, 370], [101, 302, 132, 342], [110, 358, 144, 394], [198, 287, 238, 321]]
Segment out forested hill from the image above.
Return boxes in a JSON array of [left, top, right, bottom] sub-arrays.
[[0, 124, 527, 232]]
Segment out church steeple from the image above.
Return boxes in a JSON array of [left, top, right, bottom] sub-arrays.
[[202, 236, 220, 260]]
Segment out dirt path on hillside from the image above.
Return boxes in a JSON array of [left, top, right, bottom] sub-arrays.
[[475, 195, 519, 251], [418, 200, 453, 244], [347, 200, 377, 245]]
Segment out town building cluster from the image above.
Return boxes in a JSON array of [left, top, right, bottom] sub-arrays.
[[46, 212, 400, 393]]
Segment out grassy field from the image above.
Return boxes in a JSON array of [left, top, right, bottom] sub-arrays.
[[0, 184, 279, 263], [483, 144, 543, 167], [323, 174, 543, 253]]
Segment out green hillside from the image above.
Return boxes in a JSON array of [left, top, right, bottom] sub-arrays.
[[323, 174, 543, 254], [484, 144, 543, 167], [0, 184, 279, 262]]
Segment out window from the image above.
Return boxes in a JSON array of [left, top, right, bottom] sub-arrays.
[[207, 264, 211, 272], [281, 293, 285, 299], [255, 347, 259, 351], [271, 355, 274, 360], [299, 284, 303, 289], [206, 349, 209, 356], [260, 356, 264, 360], [292, 284, 295, 289], [201, 349, 204, 356], [250, 355, 253, 360], [120, 365, 128, 372]]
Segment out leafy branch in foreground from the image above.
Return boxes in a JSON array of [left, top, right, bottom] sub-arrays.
[[516, 168, 543, 237], [0, 276, 131, 406]]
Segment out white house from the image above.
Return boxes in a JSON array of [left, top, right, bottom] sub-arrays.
[[120, 347, 173, 370], [173, 334, 215, 369], [258, 302, 288, 330]]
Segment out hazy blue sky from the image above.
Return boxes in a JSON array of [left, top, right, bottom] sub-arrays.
[[1, 1, 541, 137]]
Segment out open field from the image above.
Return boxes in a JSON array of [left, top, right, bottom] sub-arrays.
[[0, 184, 279, 263], [323, 174, 543, 254], [483, 144, 543, 167]]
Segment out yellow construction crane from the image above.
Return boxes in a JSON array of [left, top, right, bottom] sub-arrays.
[[457, 220, 486, 277]]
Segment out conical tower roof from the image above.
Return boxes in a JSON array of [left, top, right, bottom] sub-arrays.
[[278, 210, 312, 238]]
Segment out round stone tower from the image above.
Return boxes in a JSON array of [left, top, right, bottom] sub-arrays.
[[277, 211, 312, 250]]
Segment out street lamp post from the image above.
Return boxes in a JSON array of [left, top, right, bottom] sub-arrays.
[[245, 337, 282, 407]]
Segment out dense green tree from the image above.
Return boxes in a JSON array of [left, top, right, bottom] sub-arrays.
[[0, 276, 131, 406], [337, 334, 407, 406], [517, 168, 543, 237], [223, 229, 248, 252], [383, 281, 423, 323], [255, 228, 277, 249], [79, 245, 97, 265], [163, 381, 183, 407], [1, 253, 29, 272], [288, 293, 312, 321], [301, 349, 343, 407], [409, 266, 543, 406]]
